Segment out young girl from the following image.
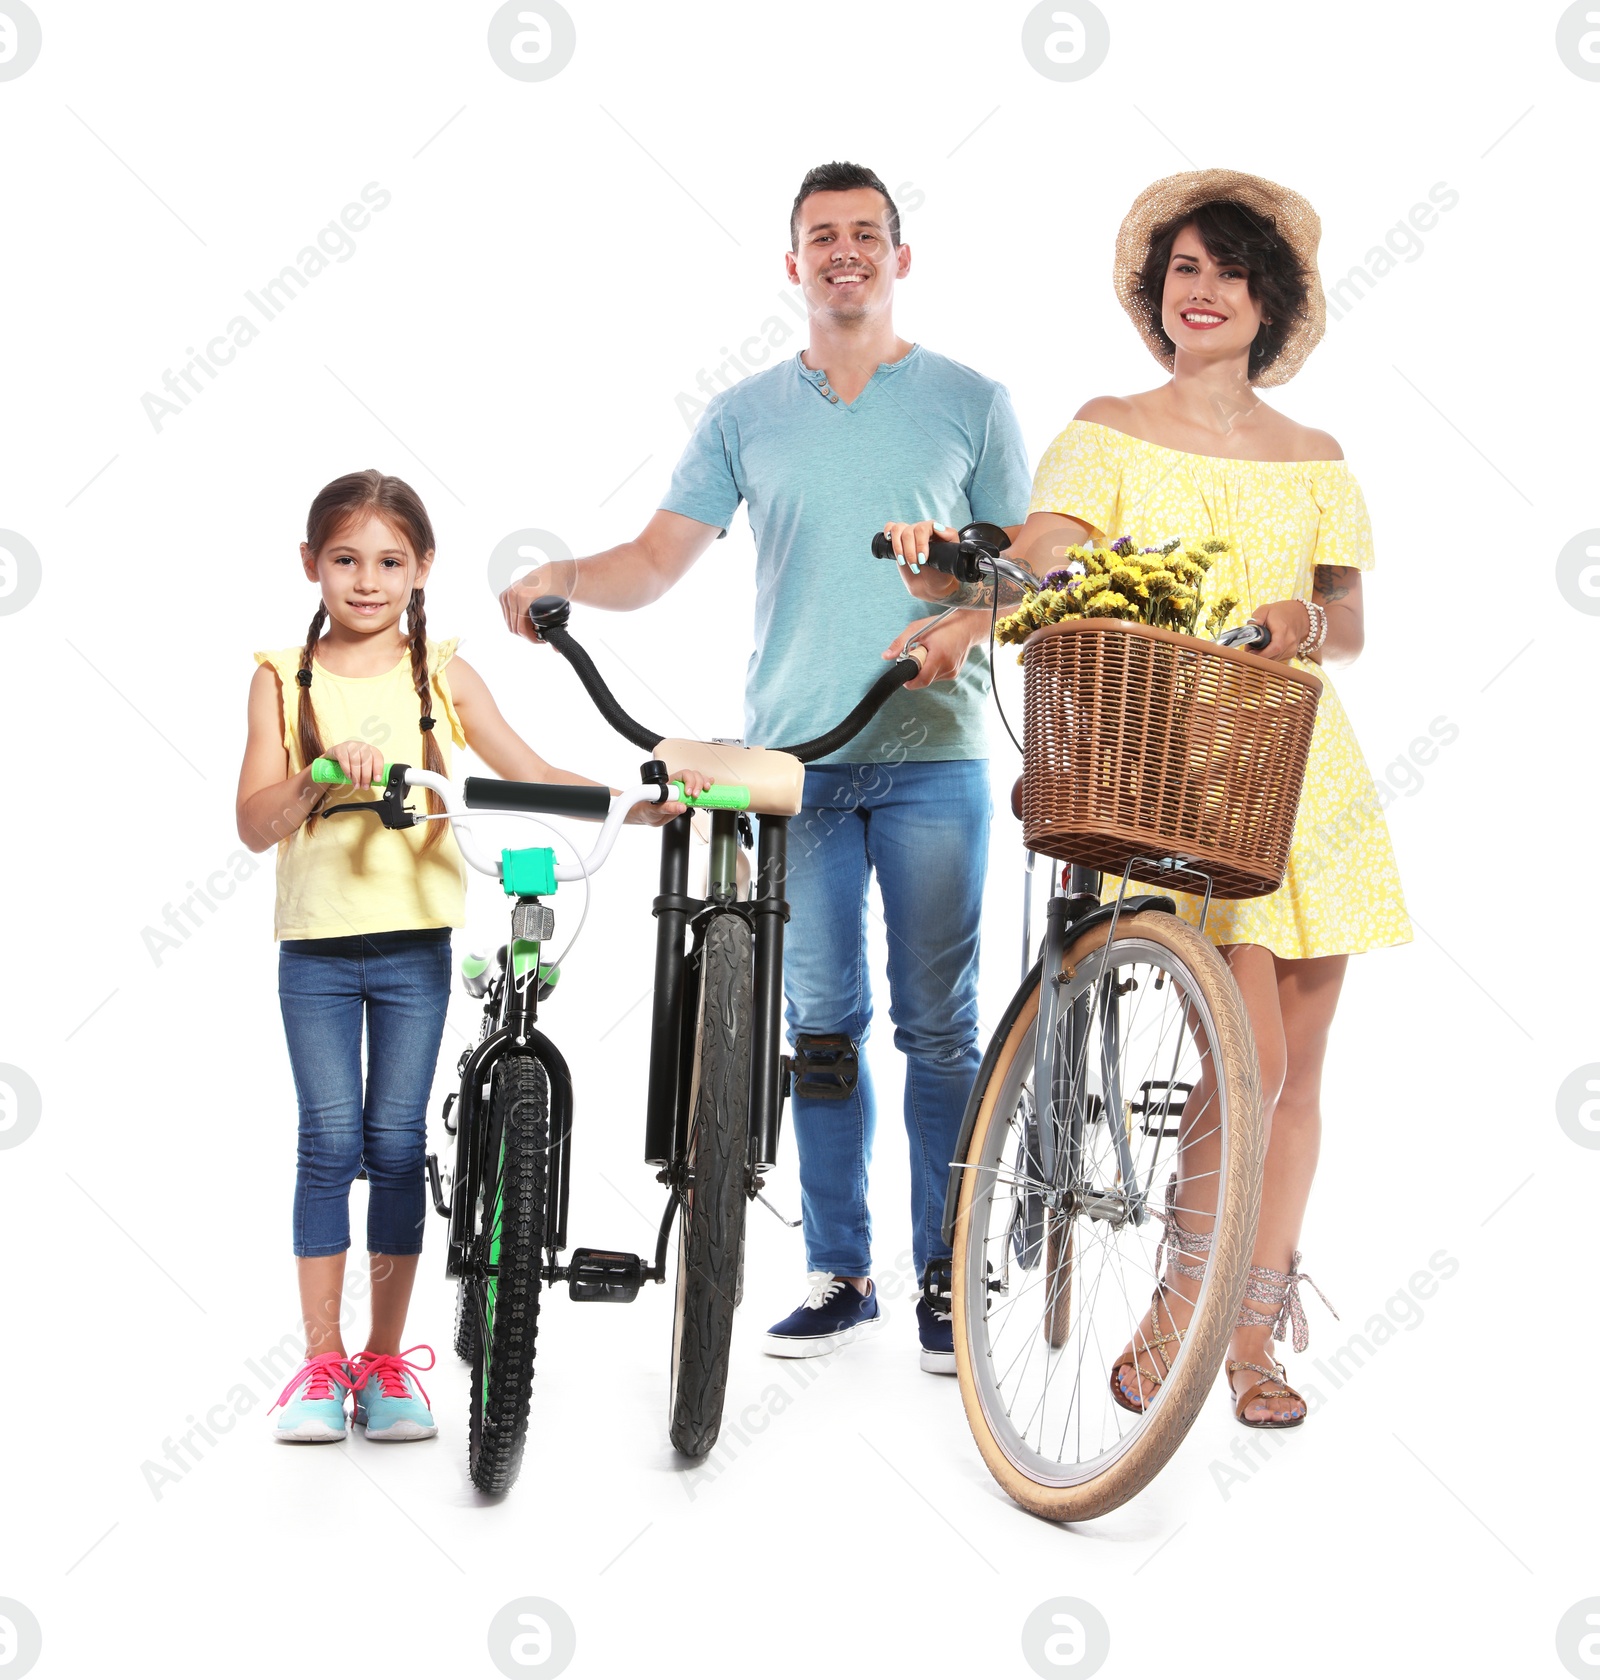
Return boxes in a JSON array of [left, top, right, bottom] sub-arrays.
[[237, 469, 702, 1444]]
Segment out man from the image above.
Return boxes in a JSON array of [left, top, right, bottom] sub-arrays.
[[500, 161, 1030, 1373]]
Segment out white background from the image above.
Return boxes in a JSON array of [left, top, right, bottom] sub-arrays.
[[0, 3, 1592, 1677]]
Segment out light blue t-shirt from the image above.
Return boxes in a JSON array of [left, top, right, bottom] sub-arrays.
[[660, 346, 1030, 764]]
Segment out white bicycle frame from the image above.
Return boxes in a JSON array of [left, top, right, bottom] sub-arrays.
[[401, 768, 668, 883]]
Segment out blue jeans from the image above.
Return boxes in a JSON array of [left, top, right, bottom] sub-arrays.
[[278, 928, 451, 1258], [783, 759, 990, 1282]]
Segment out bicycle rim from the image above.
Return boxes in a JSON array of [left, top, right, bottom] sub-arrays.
[[953, 913, 1262, 1519]]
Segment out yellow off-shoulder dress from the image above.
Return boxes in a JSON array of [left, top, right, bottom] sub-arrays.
[[1027, 420, 1411, 960]]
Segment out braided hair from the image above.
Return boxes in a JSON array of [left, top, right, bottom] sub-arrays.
[[296, 470, 449, 850]]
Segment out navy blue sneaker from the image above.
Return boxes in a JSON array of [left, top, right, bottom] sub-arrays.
[[916, 1296, 956, 1375], [764, 1272, 881, 1358]]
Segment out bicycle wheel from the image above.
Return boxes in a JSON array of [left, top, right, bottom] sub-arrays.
[[466, 1054, 548, 1494], [951, 910, 1263, 1520], [668, 913, 753, 1457]]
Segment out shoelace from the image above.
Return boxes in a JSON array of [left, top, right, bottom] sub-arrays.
[[350, 1344, 436, 1405], [803, 1271, 848, 1311], [273, 1351, 351, 1410], [1236, 1254, 1338, 1355]]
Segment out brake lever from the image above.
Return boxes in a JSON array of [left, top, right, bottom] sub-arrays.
[[321, 762, 418, 829]]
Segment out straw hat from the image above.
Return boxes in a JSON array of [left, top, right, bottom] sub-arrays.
[[1112, 170, 1326, 388]]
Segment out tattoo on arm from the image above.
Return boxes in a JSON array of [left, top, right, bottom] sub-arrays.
[[942, 575, 1030, 609], [1313, 565, 1354, 604]]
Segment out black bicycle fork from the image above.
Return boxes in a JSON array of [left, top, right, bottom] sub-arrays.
[[643, 809, 790, 1176]]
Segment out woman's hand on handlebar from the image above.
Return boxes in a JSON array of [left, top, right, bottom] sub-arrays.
[[1249, 599, 1313, 663], [881, 520, 963, 603], [882, 614, 973, 690], [322, 739, 387, 790], [624, 768, 712, 827]]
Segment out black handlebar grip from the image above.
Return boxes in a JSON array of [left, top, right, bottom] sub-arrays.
[[867, 531, 977, 582], [462, 777, 613, 820], [524, 595, 572, 640]]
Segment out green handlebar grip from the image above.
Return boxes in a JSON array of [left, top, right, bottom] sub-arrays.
[[673, 781, 750, 811], [311, 757, 390, 787]]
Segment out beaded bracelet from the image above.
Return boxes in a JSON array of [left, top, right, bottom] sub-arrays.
[[1296, 600, 1327, 659]]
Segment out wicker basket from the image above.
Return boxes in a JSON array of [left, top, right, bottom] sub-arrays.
[[1020, 619, 1322, 899]]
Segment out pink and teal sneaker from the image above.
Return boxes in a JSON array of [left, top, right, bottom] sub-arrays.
[[350, 1345, 438, 1442], [273, 1352, 353, 1443]]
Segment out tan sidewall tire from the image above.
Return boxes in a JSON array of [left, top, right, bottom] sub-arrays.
[[951, 912, 1264, 1521]]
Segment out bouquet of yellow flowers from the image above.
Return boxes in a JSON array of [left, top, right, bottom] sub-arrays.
[[995, 535, 1241, 652]]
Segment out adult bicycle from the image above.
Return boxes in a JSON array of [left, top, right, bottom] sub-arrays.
[[871, 523, 1301, 1520]]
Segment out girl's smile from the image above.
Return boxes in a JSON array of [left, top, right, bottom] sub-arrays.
[[301, 511, 434, 650]]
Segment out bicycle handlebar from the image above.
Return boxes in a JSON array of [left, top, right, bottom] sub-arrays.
[[869, 529, 978, 581], [524, 595, 924, 763], [869, 533, 1278, 656], [870, 523, 1038, 600], [462, 778, 612, 820], [310, 758, 750, 884], [775, 659, 921, 762]]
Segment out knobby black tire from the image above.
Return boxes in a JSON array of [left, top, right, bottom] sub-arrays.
[[453, 1276, 479, 1364], [668, 914, 753, 1457], [468, 1055, 548, 1495]]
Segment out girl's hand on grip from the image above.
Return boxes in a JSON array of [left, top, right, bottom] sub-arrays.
[[328, 739, 385, 790]]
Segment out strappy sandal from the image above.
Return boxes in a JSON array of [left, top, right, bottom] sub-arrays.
[[1227, 1252, 1338, 1430], [1110, 1179, 1212, 1415]]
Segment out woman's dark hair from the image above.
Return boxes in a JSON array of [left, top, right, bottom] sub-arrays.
[[297, 469, 449, 848], [1136, 200, 1308, 382], [789, 160, 900, 250]]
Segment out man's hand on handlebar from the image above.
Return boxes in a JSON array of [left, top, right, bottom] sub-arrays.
[[499, 562, 578, 644], [624, 768, 712, 827], [882, 616, 974, 690]]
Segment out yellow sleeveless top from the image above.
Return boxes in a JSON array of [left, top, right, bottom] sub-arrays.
[[253, 637, 469, 941]]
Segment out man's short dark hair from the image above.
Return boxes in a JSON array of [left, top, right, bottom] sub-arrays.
[[789, 161, 901, 251]]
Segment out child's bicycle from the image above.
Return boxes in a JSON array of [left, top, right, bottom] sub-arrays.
[[312, 600, 924, 1493], [871, 524, 1320, 1520]]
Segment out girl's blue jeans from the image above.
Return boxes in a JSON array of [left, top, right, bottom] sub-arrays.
[[783, 759, 990, 1284], [278, 928, 451, 1258]]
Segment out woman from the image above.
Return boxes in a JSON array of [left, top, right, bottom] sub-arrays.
[[882, 170, 1410, 1427]]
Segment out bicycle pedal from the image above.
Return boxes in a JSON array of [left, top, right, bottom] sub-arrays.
[[789, 1033, 859, 1100], [568, 1248, 644, 1303], [1131, 1079, 1191, 1137], [922, 1256, 954, 1315]]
